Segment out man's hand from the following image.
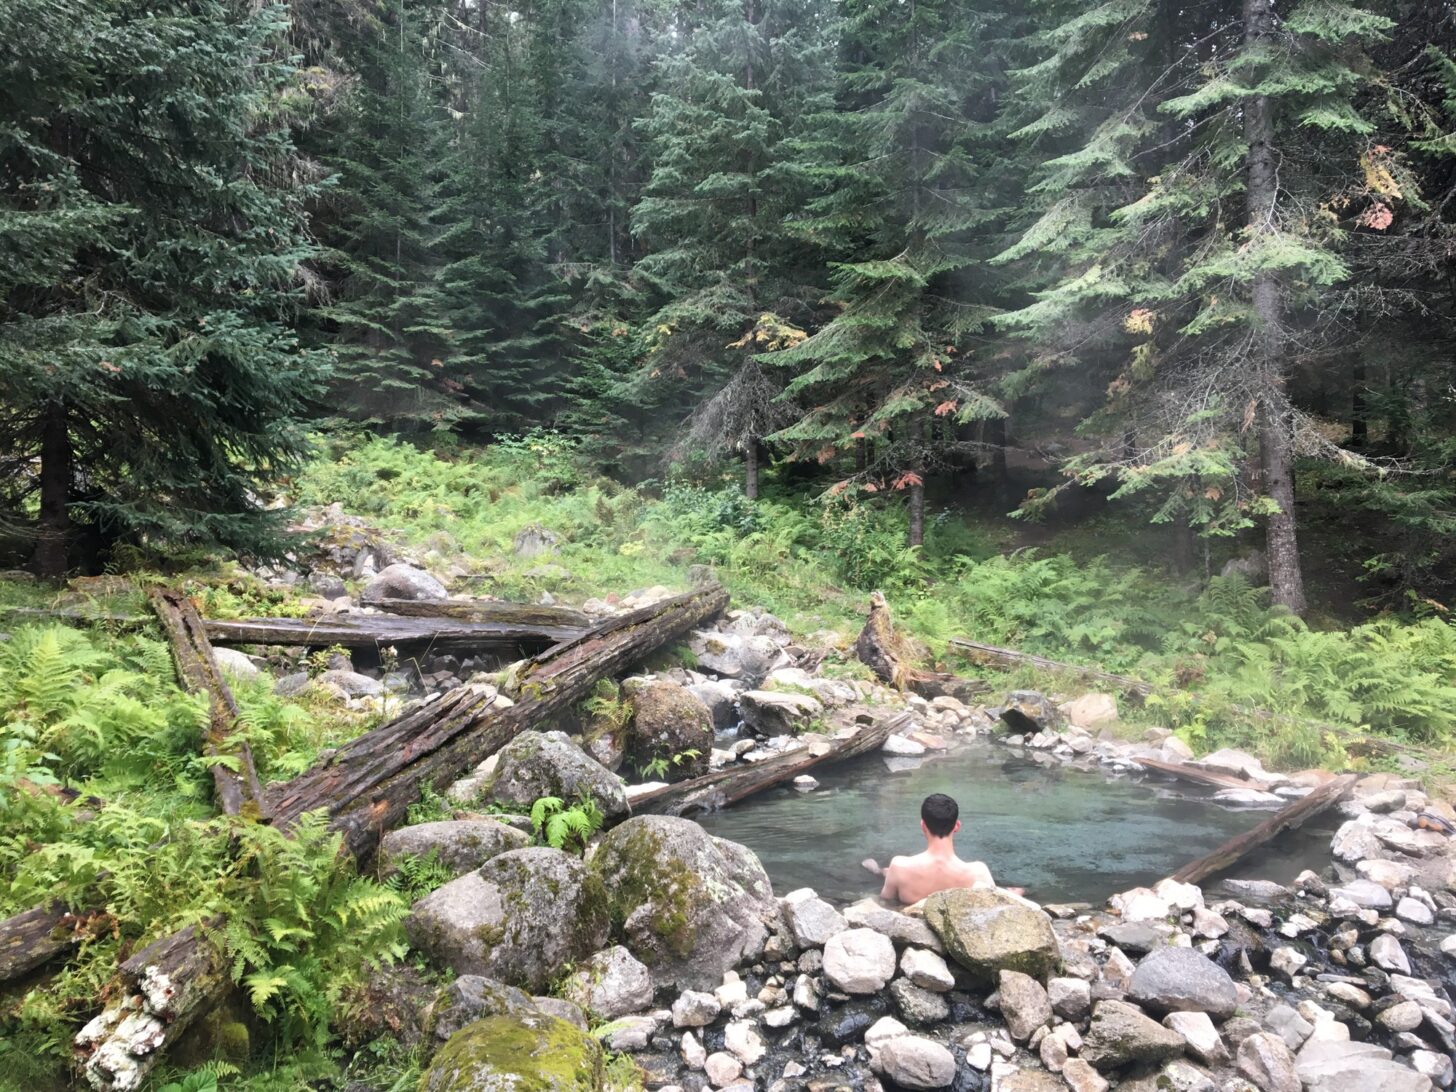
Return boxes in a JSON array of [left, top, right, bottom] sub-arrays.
[[861, 858, 884, 876]]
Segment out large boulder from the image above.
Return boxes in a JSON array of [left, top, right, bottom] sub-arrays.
[[1127, 947, 1239, 1021], [687, 679, 743, 731], [482, 731, 628, 820], [560, 946, 654, 1020], [1295, 1039, 1433, 1092], [429, 975, 538, 1041], [421, 1013, 603, 1092], [688, 630, 787, 684], [739, 689, 823, 736], [590, 816, 779, 991], [998, 970, 1052, 1042], [922, 888, 1059, 987], [380, 819, 529, 879], [1080, 999, 1186, 1071], [823, 928, 897, 994], [626, 681, 712, 779], [405, 848, 608, 992], [360, 562, 448, 604]]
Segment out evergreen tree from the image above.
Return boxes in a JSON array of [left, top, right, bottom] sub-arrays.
[[0, 0, 329, 576], [767, 0, 1026, 541]]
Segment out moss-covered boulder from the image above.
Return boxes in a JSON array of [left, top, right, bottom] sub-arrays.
[[379, 819, 529, 879], [405, 847, 609, 992], [421, 1013, 604, 1092], [590, 816, 779, 991], [922, 888, 1059, 988], [482, 730, 629, 819], [626, 681, 712, 779]]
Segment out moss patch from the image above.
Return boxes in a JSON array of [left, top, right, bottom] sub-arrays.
[[421, 1012, 604, 1092]]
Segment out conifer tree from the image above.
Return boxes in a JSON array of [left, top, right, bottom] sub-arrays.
[[0, 0, 329, 575]]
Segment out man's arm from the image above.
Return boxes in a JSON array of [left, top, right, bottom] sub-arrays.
[[970, 860, 1024, 897], [879, 859, 901, 902]]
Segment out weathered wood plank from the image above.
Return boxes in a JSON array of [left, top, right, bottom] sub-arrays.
[[372, 597, 590, 628], [205, 613, 585, 651], [1133, 756, 1263, 792]]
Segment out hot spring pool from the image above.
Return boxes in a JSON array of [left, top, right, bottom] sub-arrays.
[[693, 740, 1333, 905]]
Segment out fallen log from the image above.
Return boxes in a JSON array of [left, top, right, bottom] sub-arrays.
[[205, 613, 585, 652], [856, 593, 989, 703], [1133, 757, 1267, 793], [149, 588, 265, 817], [947, 636, 1154, 697], [266, 583, 728, 860], [371, 597, 590, 628], [1167, 774, 1357, 886], [0, 902, 106, 983], [630, 710, 905, 817], [73, 584, 728, 1090]]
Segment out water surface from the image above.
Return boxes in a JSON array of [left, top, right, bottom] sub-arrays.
[[694, 741, 1332, 905]]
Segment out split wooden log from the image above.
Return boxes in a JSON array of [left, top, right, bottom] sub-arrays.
[[856, 593, 989, 703], [1133, 756, 1267, 793], [204, 612, 585, 652], [630, 711, 905, 817], [0, 901, 103, 982], [371, 597, 590, 628], [148, 588, 265, 817], [947, 636, 1154, 697], [1167, 774, 1357, 886], [71, 584, 728, 1090]]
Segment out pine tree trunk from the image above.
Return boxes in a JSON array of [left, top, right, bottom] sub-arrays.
[[1243, 0, 1307, 616], [744, 435, 759, 500], [31, 402, 71, 580], [907, 474, 925, 547], [1351, 358, 1368, 447]]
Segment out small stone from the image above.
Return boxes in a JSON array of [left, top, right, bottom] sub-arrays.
[[1371, 933, 1413, 974], [704, 1051, 742, 1087], [823, 928, 897, 994], [869, 1034, 956, 1090], [673, 990, 721, 1028], [1269, 946, 1307, 981], [723, 1019, 764, 1065], [681, 1031, 706, 1069], [1330, 879, 1395, 910], [890, 977, 950, 1027], [793, 775, 819, 791], [783, 891, 849, 948], [714, 973, 748, 1009], [1165, 1010, 1229, 1065], [763, 1005, 796, 1028], [1061, 1057, 1110, 1092], [1324, 982, 1372, 1010], [1264, 1003, 1313, 1050], [1049, 976, 1092, 1022], [900, 947, 955, 992], [998, 970, 1053, 1042], [1398, 896, 1436, 926], [1191, 907, 1229, 939], [1413, 1049, 1455, 1088], [1378, 1001, 1424, 1033], [1127, 946, 1239, 1021], [1236, 1032, 1299, 1092], [966, 1041, 993, 1070], [865, 1015, 909, 1047]]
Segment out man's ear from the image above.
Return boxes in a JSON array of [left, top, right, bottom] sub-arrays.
[[920, 819, 929, 836], [953, 819, 962, 835]]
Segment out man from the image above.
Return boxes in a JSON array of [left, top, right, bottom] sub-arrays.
[[863, 793, 1019, 905]]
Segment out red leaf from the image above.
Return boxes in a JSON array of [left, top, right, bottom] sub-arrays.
[[933, 400, 957, 417]]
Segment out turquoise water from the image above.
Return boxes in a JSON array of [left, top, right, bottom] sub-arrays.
[[694, 741, 1332, 905]]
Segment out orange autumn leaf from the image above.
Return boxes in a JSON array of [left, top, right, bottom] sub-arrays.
[[863, 482, 879, 493], [891, 471, 924, 490], [934, 400, 958, 417], [851, 430, 866, 440]]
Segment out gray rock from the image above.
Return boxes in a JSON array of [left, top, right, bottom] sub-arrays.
[[590, 816, 778, 991], [274, 671, 309, 697], [1264, 1003, 1314, 1050], [1081, 999, 1186, 1071], [380, 819, 529, 878], [213, 647, 262, 679], [671, 989, 720, 1028], [870, 1034, 957, 1090], [360, 563, 448, 603], [1237, 1032, 1299, 1092], [1295, 1038, 1432, 1092], [1062, 1058, 1110, 1092], [890, 977, 950, 1026], [900, 947, 955, 993], [739, 689, 822, 736], [843, 899, 944, 951], [531, 996, 588, 1030], [689, 630, 787, 684], [1128, 946, 1239, 1021], [1330, 879, 1394, 910], [1331, 819, 1385, 864], [483, 730, 628, 819], [922, 887, 1059, 987], [307, 572, 348, 599], [1397, 896, 1436, 926], [998, 970, 1052, 1042], [782, 891, 847, 948], [561, 945, 654, 1020], [1049, 976, 1092, 1021], [429, 975, 536, 1040], [316, 668, 383, 697], [1165, 1010, 1228, 1065], [686, 679, 741, 731], [404, 848, 608, 992], [1371, 934, 1413, 974], [823, 927, 897, 994], [512, 525, 560, 558], [1412, 1050, 1454, 1089]]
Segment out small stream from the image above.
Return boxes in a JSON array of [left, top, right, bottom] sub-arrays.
[[695, 740, 1335, 905]]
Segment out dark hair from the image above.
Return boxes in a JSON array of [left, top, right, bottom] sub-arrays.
[[921, 793, 959, 838]]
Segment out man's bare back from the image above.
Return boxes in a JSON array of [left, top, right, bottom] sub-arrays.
[[880, 850, 994, 905]]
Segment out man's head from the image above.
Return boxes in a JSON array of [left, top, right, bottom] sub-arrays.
[[920, 793, 960, 839]]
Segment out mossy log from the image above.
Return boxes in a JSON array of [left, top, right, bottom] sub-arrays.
[[855, 593, 989, 702], [205, 613, 585, 652], [1167, 774, 1357, 885], [0, 901, 97, 982], [148, 588, 265, 817], [69, 585, 727, 1091], [629, 709, 907, 817]]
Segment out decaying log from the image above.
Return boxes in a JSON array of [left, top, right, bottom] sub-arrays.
[[1133, 757, 1266, 793], [1167, 774, 1357, 886], [71, 585, 728, 1090], [631, 711, 906, 817], [372, 597, 590, 628], [205, 612, 585, 653], [74, 917, 228, 1091], [0, 902, 105, 983], [148, 588, 265, 817], [947, 636, 1154, 697], [856, 594, 989, 703], [265, 583, 729, 862]]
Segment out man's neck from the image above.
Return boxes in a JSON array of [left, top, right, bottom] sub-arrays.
[[923, 835, 958, 860]]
